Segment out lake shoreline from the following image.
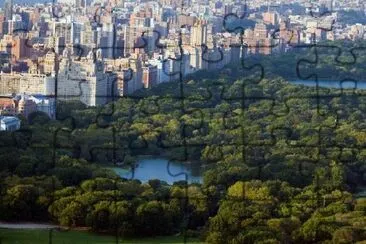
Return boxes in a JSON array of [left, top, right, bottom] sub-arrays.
[[290, 80, 366, 89], [104, 157, 204, 185]]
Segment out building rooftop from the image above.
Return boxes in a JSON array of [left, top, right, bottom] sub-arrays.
[[0, 116, 20, 123]]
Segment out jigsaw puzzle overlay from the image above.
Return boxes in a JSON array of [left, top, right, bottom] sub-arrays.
[[1, 0, 366, 243]]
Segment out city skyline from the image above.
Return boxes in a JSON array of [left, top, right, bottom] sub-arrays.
[[0, 0, 351, 110]]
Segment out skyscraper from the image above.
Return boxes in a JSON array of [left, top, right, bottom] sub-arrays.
[[123, 25, 144, 57], [0, 12, 5, 37], [4, 0, 12, 21], [190, 20, 207, 47], [53, 22, 72, 44]]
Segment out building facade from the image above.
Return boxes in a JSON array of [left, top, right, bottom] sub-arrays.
[[57, 48, 110, 106]]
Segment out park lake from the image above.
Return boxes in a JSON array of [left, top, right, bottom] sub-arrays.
[[107, 80, 366, 185], [107, 157, 203, 184], [290, 80, 366, 89]]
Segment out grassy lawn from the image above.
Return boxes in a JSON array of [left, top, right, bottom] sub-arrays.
[[0, 229, 203, 244]]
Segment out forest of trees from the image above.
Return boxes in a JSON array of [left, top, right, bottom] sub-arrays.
[[1, 41, 366, 243]]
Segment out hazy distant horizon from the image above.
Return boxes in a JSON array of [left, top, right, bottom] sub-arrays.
[[13, 0, 53, 5], [11, 0, 93, 6]]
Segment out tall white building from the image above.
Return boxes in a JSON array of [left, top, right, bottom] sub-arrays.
[[148, 55, 170, 84], [57, 48, 109, 106], [190, 20, 208, 47]]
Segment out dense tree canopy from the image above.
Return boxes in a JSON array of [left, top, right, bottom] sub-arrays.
[[2, 40, 366, 242]]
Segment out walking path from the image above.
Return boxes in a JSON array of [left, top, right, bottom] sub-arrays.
[[0, 222, 59, 229]]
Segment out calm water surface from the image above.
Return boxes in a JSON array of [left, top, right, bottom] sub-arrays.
[[108, 158, 203, 184], [291, 80, 366, 89]]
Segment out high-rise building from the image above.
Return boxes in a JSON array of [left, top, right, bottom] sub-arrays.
[[79, 23, 96, 55], [19, 11, 30, 30], [4, 0, 13, 21], [189, 46, 207, 70], [8, 14, 22, 35], [80, 23, 96, 45], [0, 12, 5, 37], [104, 58, 136, 96], [254, 23, 268, 40], [127, 56, 143, 93], [11, 36, 28, 60], [178, 15, 196, 27], [29, 9, 40, 29], [142, 65, 157, 88], [123, 25, 147, 57], [101, 23, 115, 58], [148, 55, 170, 84], [190, 20, 207, 47], [262, 12, 279, 26], [71, 22, 83, 44], [130, 14, 146, 27], [53, 22, 72, 44], [43, 50, 58, 75], [54, 36, 66, 55], [57, 48, 110, 106]]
